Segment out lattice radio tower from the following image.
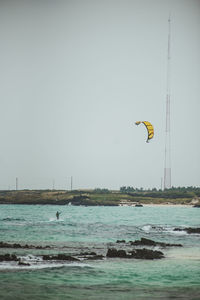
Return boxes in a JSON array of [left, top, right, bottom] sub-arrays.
[[164, 16, 172, 189]]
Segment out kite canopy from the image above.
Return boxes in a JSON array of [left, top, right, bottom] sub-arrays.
[[135, 121, 154, 143]]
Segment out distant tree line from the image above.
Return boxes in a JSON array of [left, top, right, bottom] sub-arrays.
[[120, 186, 200, 198]]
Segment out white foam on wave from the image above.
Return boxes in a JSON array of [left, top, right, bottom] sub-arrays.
[[48, 218, 64, 222], [0, 261, 93, 271], [142, 225, 152, 232], [165, 228, 188, 236]]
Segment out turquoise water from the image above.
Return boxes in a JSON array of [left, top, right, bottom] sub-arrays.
[[0, 205, 200, 299]]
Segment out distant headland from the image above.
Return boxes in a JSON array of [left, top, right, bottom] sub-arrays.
[[0, 187, 199, 206]]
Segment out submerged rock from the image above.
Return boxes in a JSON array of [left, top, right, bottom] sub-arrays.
[[86, 255, 104, 260], [106, 248, 127, 258], [0, 254, 18, 261], [130, 238, 182, 247], [129, 248, 164, 259], [106, 247, 164, 260], [174, 227, 200, 234], [80, 251, 97, 256], [0, 241, 50, 249], [116, 240, 126, 243], [42, 254, 80, 261]]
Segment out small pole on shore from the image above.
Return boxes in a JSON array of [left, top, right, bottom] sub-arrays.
[[52, 179, 55, 190], [16, 177, 18, 191], [71, 176, 73, 191]]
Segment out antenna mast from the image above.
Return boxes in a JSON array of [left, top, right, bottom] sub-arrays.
[[164, 16, 172, 189], [71, 176, 73, 191], [16, 177, 18, 191]]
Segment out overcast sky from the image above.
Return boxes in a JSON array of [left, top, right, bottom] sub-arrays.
[[0, 0, 199, 190]]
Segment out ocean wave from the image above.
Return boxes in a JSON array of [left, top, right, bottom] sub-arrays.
[[1, 217, 25, 222], [0, 259, 93, 271], [141, 224, 190, 236], [141, 225, 152, 232], [164, 228, 188, 236], [141, 224, 165, 233]]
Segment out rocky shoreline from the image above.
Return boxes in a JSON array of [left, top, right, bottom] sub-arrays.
[[0, 236, 187, 267], [1, 226, 199, 267]]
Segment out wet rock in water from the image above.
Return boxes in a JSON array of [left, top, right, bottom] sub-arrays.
[[174, 227, 200, 234], [106, 247, 164, 259], [42, 254, 80, 261], [116, 240, 126, 243], [0, 242, 21, 248], [86, 255, 104, 260], [0, 241, 51, 249], [130, 238, 182, 247], [0, 254, 18, 261], [80, 251, 97, 256], [106, 248, 127, 258], [131, 238, 157, 246], [129, 248, 164, 260], [186, 227, 200, 234]]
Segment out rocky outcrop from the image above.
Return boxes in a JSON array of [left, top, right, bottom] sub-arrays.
[[174, 227, 200, 234], [80, 251, 97, 256], [106, 248, 164, 259], [129, 248, 164, 259], [116, 240, 126, 243], [86, 255, 104, 260], [0, 254, 18, 261], [130, 237, 182, 247], [107, 248, 127, 258], [42, 254, 80, 261], [0, 241, 50, 249]]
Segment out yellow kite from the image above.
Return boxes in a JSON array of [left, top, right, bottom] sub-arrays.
[[135, 121, 154, 143]]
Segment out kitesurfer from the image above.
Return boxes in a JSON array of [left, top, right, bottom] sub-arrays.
[[56, 211, 61, 220]]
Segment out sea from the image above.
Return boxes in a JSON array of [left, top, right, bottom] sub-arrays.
[[0, 204, 199, 300]]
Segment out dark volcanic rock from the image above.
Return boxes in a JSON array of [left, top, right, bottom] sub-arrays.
[[42, 254, 80, 261], [106, 247, 164, 259], [186, 228, 200, 234], [0, 254, 18, 261], [106, 248, 127, 258], [130, 238, 182, 247], [80, 251, 97, 256], [0, 242, 22, 248], [129, 248, 164, 259], [86, 255, 104, 260], [131, 238, 157, 246], [116, 240, 126, 243], [0, 241, 50, 249], [174, 227, 200, 234]]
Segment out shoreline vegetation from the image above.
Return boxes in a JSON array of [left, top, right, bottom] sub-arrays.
[[0, 187, 199, 206]]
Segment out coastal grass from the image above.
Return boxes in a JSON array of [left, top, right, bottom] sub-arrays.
[[0, 189, 198, 206]]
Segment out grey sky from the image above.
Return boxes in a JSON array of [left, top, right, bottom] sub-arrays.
[[0, 0, 199, 190]]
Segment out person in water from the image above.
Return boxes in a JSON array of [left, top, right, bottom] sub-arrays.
[[56, 211, 61, 220]]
